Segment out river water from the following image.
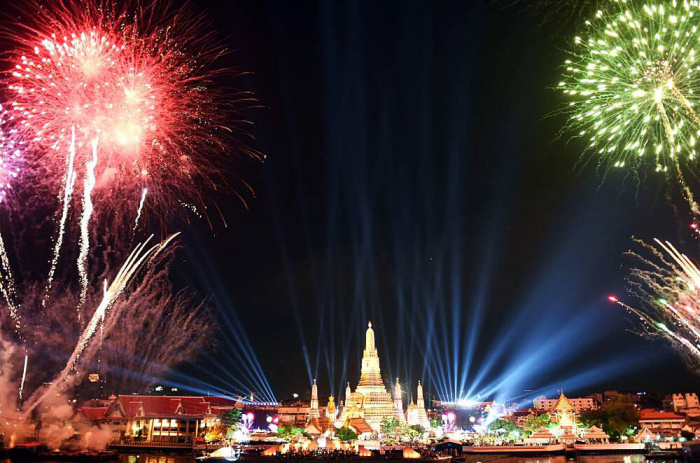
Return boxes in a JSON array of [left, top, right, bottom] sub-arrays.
[[0, 454, 684, 463]]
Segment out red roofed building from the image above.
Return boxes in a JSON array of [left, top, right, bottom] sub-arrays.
[[83, 395, 239, 447], [639, 409, 685, 438], [347, 417, 373, 438], [79, 406, 108, 422]]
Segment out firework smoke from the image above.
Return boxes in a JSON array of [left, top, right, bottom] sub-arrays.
[[0, 0, 253, 451], [25, 234, 179, 414]]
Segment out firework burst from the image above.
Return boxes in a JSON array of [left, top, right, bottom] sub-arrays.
[[6, 0, 259, 225], [559, 1, 700, 212], [0, 106, 22, 206], [613, 237, 700, 367]]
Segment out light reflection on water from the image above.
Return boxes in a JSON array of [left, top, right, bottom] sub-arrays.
[[0, 454, 685, 463], [462, 456, 679, 463], [121, 455, 196, 463], [0, 455, 196, 463]]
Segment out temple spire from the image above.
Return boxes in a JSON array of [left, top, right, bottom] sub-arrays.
[[309, 378, 320, 418], [394, 378, 406, 423], [366, 321, 375, 351], [417, 380, 425, 408], [357, 320, 384, 391]]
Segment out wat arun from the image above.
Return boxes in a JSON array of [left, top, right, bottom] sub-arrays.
[[338, 322, 397, 431]]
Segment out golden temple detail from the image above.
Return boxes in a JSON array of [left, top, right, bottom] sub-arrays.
[[338, 321, 396, 431], [551, 392, 578, 433], [309, 321, 430, 434]]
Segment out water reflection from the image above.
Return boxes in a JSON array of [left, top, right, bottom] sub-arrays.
[[0, 454, 686, 463], [462, 456, 677, 463], [121, 455, 195, 463]]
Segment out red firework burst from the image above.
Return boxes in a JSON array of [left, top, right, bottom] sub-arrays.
[[5, 0, 258, 224]]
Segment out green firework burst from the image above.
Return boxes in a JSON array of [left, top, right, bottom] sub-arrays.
[[560, 0, 700, 174]]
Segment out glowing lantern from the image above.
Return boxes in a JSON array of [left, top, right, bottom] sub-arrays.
[[403, 448, 421, 459]]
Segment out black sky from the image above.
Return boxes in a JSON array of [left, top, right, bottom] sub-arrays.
[[172, 0, 700, 403]]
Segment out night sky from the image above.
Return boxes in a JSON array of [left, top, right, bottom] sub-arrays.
[[172, 0, 700, 404]]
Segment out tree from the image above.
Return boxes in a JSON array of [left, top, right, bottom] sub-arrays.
[[223, 409, 243, 425], [406, 425, 424, 442], [277, 424, 293, 439], [381, 417, 398, 435], [487, 419, 522, 441], [580, 399, 640, 442], [522, 413, 550, 436], [487, 419, 519, 433], [336, 426, 358, 443], [276, 424, 306, 440]]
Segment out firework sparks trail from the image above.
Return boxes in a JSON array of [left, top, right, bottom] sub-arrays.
[[18, 353, 27, 401], [24, 233, 180, 414], [0, 231, 20, 335], [614, 237, 700, 365], [6, 2, 259, 224], [0, 105, 22, 331], [133, 187, 148, 234], [559, 1, 700, 215], [42, 128, 77, 309], [77, 138, 99, 322]]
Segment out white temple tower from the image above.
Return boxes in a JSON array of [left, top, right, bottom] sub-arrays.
[[309, 378, 320, 418], [394, 378, 406, 424]]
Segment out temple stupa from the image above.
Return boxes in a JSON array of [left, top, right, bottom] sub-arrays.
[[339, 321, 395, 431]]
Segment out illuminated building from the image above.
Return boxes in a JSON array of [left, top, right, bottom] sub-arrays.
[[338, 321, 395, 431], [304, 416, 332, 436], [406, 382, 430, 429], [639, 409, 685, 438], [81, 395, 240, 447], [550, 393, 578, 433], [327, 395, 336, 419], [670, 393, 700, 412], [534, 394, 598, 411], [394, 379, 406, 424], [309, 379, 320, 419], [278, 400, 309, 427]]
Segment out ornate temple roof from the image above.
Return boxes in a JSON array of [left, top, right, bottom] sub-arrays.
[[553, 393, 574, 411], [347, 418, 373, 434], [584, 426, 609, 439], [530, 427, 553, 438], [640, 409, 684, 420]]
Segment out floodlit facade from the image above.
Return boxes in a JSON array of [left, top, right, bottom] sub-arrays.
[[406, 382, 430, 429], [670, 393, 700, 412], [534, 394, 598, 412], [639, 409, 685, 438], [337, 322, 397, 431], [550, 393, 578, 434], [80, 395, 238, 447]]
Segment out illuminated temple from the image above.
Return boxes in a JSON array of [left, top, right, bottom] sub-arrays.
[[338, 322, 396, 431]]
